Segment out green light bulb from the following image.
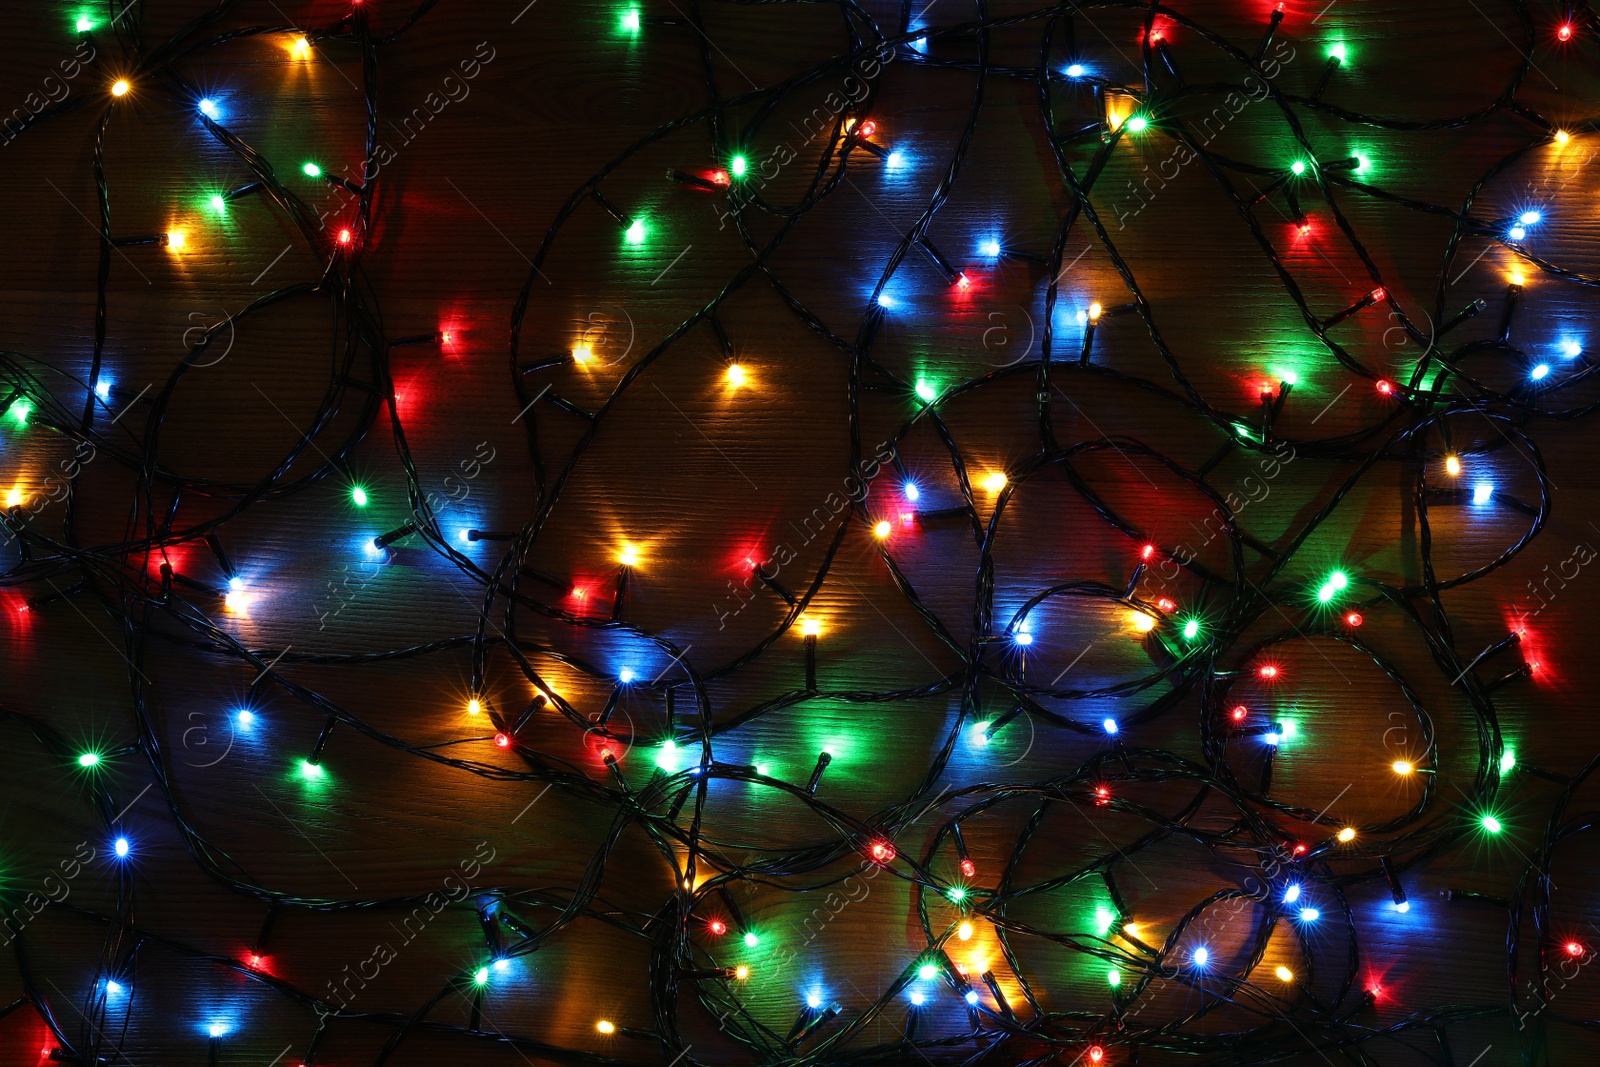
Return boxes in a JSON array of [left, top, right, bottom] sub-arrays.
[[78, 752, 100, 767], [302, 162, 321, 177], [1125, 115, 1148, 133], [914, 380, 936, 402], [350, 486, 368, 507], [1481, 815, 1502, 833], [730, 155, 748, 178]]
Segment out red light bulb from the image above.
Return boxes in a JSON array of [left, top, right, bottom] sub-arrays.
[[1089, 1047, 1105, 1064], [959, 858, 976, 877], [1345, 612, 1363, 627], [955, 272, 971, 290], [1566, 941, 1584, 956], [494, 732, 511, 748], [1141, 543, 1156, 560], [1559, 23, 1573, 40], [708, 918, 727, 935], [870, 841, 896, 864], [1298, 221, 1312, 236], [1231, 705, 1247, 721], [1258, 665, 1279, 680], [1293, 843, 1308, 854], [859, 120, 877, 137], [337, 228, 353, 245], [1377, 379, 1393, 395], [1094, 786, 1110, 806], [1156, 597, 1176, 612], [1371, 287, 1386, 301]]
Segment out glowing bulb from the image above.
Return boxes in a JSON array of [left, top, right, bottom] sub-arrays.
[[734, 964, 750, 980], [1473, 483, 1493, 505], [964, 989, 979, 1005], [1556, 130, 1571, 145], [292, 35, 311, 56], [77, 16, 94, 31], [1531, 363, 1550, 380], [1501, 747, 1516, 773], [209, 1023, 227, 1038], [729, 155, 747, 178], [1559, 22, 1574, 40], [301, 760, 323, 779], [1192, 947, 1209, 967], [618, 668, 635, 684], [1107, 968, 1121, 987], [625, 219, 646, 244], [914, 379, 937, 402], [302, 162, 322, 177], [1567, 941, 1584, 956], [1122, 922, 1140, 937], [1125, 115, 1148, 133], [209, 195, 227, 214], [78, 753, 100, 768], [1444, 455, 1461, 476], [1284, 884, 1301, 903], [1291, 161, 1306, 175], [1066, 63, 1085, 77], [3, 489, 22, 509], [111, 79, 130, 96], [1510, 270, 1526, 286], [621, 8, 641, 31], [474, 967, 489, 985], [1129, 611, 1157, 633], [957, 922, 974, 940], [982, 472, 1007, 493], [800, 617, 821, 637], [970, 721, 991, 746], [619, 544, 639, 566], [350, 486, 368, 506], [1562, 341, 1582, 358], [1510, 226, 1526, 241], [571, 343, 593, 364], [806, 991, 823, 1009], [105, 980, 123, 994], [1394, 901, 1410, 912], [114, 837, 130, 857], [1087, 302, 1103, 321], [744, 931, 759, 947], [467, 699, 482, 715], [910, 990, 927, 1005], [726, 363, 746, 387], [1276, 966, 1294, 982], [1102, 718, 1119, 735], [1481, 815, 1503, 833], [1337, 827, 1356, 843], [1521, 211, 1542, 226], [237, 710, 255, 730], [1329, 42, 1346, 61], [886, 151, 905, 168], [981, 238, 1002, 257], [903, 481, 920, 501], [166, 230, 186, 250], [596, 1019, 615, 1034], [1299, 908, 1320, 922], [1393, 760, 1414, 775], [1182, 618, 1200, 639]]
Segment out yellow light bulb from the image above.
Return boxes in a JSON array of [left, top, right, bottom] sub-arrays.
[[800, 617, 821, 637], [223, 591, 245, 612], [596, 1020, 615, 1034], [1087, 302, 1103, 321], [467, 699, 482, 715], [166, 230, 186, 250], [1122, 922, 1141, 937], [1509, 270, 1526, 286], [957, 922, 974, 940], [3, 488, 22, 508], [619, 544, 639, 566], [726, 364, 746, 387], [292, 35, 311, 56], [1337, 827, 1356, 843], [982, 472, 1007, 493], [111, 79, 130, 97], [1128, 611, 1157, 633], [1444, 454, 1461, 477], [1392, 760, 1413, 775], [572, 343, 593, 364], [1556, 130, 1571, 145], [734, 964, 750, 980], [1275, 966, 1294, 982], [873, 520, 891, 539]]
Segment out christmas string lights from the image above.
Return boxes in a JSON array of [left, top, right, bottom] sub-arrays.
[[1, 0, 1598, 1065]]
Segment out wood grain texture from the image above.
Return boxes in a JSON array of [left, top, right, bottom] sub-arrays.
[[1, 1, 1598, 1064]]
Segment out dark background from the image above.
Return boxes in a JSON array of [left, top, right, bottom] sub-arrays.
[[2, 0, 1599, 1064]]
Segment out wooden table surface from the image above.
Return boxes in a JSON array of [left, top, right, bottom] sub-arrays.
[[2, 0, 1599, 1064]]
